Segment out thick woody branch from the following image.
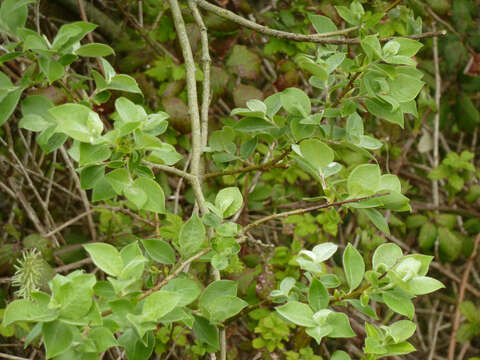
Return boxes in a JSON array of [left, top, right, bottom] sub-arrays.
[[168, 0, 207, 215]]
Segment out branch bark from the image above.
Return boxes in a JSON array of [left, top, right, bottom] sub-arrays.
[[167, 1, 224, 358], [432, 21, 441, 208], [240, 192, 389, 236], [204, 149, 291, 178], [448, 233, 480, 360], [195, 0, 446, 44]]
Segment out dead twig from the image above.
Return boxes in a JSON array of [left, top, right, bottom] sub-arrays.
[[448, 233, 480, 360]]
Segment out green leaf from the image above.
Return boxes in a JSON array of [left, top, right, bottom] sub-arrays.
[[107, 74, 142, 93], [92, 178, 116, 201], [438, 227, 462, 262], [332, 350, 351, 360], [365, 98, 404, 128], [193, 316, 219, 351], [215, 187, 243, 218], [38, 57, 65, 84], [276, 301, 316, 327], [281, 87, 311, 117], [204, 296, 248, 323], [347, 163, 381, 196], [306, 324, 331, 344], [335, 5, 361, 25], [179, 214, 206, 257], [79, 143, 111, 166], [87, 327, 118, 353], [142, 290, 180, 321], [383, 290, 414, 319], [79, 165, 105, 190], [407, 276, 444, 295], [124, 185, 147, 209], [199, 280, 237, 307], [52, 21, 97, 51], [3, 299, 57, 325], [49, 104, 103, 142], [162, 278, 202, 307], [19, 114, 52, 132], [456, 93, 480, 133], [385, 320, 416, 343], [141, 238, 175, 265], [83, 243, 123, 277], [394, 38, 423, 57], [0, 0, 35, 34], [345, 299, 378, 319], [361, 208, 390, 234], [115, 97, 146, 124], [383, 342, 416, 356], [43, 320, 74, 359], [118, 329, 154, 360], [327, 312, 355, 338], [308, 278, 329, 311], [49, 272, 96, 321], [372, 243, 403, 272], [105, 168, 130, 195], [459, 301, 478, 323], [388, 74, 424, 103], [132, 177, 165, 213], [308, 14, 337, 34], [75, 43, 115, 57], [299, 139, 334, 171], [361, 35, 382, 59], [0, 87, 22, 126], [226, 45, 260, 80], [233, 117, 276, 133], [343, 244, 365, 292]]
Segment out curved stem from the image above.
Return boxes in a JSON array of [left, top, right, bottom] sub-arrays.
[[195, 0, 446, 44]]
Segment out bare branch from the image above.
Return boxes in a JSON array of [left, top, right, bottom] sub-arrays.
[[195, 0, 446, 44]]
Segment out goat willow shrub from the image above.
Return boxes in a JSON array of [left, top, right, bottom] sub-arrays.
[[0, 0, 445, 359]]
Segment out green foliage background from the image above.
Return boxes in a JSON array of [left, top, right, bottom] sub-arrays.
[[0, 0, 479, 359]]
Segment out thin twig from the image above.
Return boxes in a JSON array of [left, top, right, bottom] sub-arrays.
[[168, 3, 225, 357], [143, 161, 195, 180], [101, 248, 210, 317], [0, 135, 59, 244], [241, 192, 389, 236], [195, 0, 446, 44], [44, 210, 95, 238], [114, 0, 180, 64], [0, 155, 82, 200], [204, 149, 290, 178], [0, 353, 29, 360], [168, 0, 207, 214], [55, 258, 93, 273], [60, 146, 97, 241], [188, 0, 211, 151], [428, 308, 445, 360], [448, 233, 480, 360], [432, 21, 441, 208]]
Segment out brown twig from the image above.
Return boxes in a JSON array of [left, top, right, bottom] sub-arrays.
[[101, 247, 210, 317], [113, 0, 180, 64], [448, 233, 480, 360], [60, 146, 97, 242], [432, 21, 441, 208], [204, 149, 291, 178], [44, 210, 96, 238], [240, 192, 389, 235], [195, 0, 446, 44]]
